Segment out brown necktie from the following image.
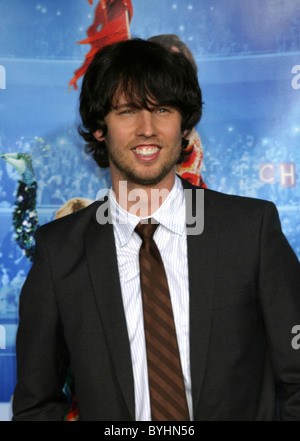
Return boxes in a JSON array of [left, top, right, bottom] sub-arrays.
[[135, 220, 190, 421]]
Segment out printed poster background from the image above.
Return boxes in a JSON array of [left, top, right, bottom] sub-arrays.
[[0, 0, 299, 420]]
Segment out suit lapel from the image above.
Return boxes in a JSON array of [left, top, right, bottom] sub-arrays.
[[181, 179, 217, 415], [85, 206, 135, 420]]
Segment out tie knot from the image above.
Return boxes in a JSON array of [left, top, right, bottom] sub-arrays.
[[135, 220, 159, 241]]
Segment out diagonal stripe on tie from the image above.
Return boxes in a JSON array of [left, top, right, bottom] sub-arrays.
[[143, 301, 178, 339], [149, 377, 190, 416], [146, 350, 187, 397], [143, 309, 179, 353], [135, 220, 190, 421]]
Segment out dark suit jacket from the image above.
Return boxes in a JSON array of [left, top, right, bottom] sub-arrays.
[[13, 178, 300, 421]]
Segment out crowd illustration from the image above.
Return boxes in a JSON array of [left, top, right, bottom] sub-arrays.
[[0, 130, 110, 318]]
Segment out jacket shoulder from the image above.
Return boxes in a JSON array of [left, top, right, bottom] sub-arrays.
[[203, 189, 279, 225], [37, 200, 101, 241], [180, 176, 274, 217], [204, 188, 272, 209]]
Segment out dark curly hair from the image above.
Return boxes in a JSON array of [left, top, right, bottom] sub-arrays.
[[79, 38, 203, 168]]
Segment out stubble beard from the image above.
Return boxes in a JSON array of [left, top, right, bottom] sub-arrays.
[[107, 142, 183, 187]]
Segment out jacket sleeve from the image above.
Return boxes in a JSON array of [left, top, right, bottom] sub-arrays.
[[258, 202, 300, 421], [13, 228, 70, 421]]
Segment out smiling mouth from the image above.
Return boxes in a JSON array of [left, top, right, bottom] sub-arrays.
[[131, 146, 161, 157]]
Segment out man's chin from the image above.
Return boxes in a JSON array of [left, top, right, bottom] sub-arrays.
[[125, 168, 173, 187]]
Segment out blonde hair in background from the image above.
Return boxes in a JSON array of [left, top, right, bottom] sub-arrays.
[[55, 198, 93, 219]]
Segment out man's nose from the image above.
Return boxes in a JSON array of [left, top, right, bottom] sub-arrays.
[[136, 110, 157, 137]]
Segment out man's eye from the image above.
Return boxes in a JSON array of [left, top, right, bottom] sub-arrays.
[[120, 110, 133, 115], [157, 108, 169, 114]]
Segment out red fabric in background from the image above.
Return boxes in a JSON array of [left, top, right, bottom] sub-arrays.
[[69, 0, 133, 89]]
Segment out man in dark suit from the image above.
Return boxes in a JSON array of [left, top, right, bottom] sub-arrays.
[[13, 39, 300, 421]]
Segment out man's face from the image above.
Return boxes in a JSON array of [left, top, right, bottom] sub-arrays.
[[94, 93, 186, 188]]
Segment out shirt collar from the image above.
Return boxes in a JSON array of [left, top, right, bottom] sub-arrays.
[[109, 175, 185, 247]]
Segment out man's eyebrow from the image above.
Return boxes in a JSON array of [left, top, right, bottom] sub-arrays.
[[112, 102, 142, 110], [112, 102, 172, 112]]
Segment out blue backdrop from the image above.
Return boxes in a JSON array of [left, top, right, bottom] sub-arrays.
[[0, 0, 299, 420]]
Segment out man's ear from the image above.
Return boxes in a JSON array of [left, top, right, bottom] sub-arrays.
[[93, 130, 105, 142], [183, 129, 190, 140]]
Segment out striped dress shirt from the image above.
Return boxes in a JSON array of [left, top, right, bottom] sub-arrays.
[[108, 176, 192, 421]]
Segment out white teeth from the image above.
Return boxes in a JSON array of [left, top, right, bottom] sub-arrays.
[[133, 147, 160, 156]]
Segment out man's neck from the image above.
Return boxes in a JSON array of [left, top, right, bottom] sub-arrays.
[[112, 173, 175, 218]]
